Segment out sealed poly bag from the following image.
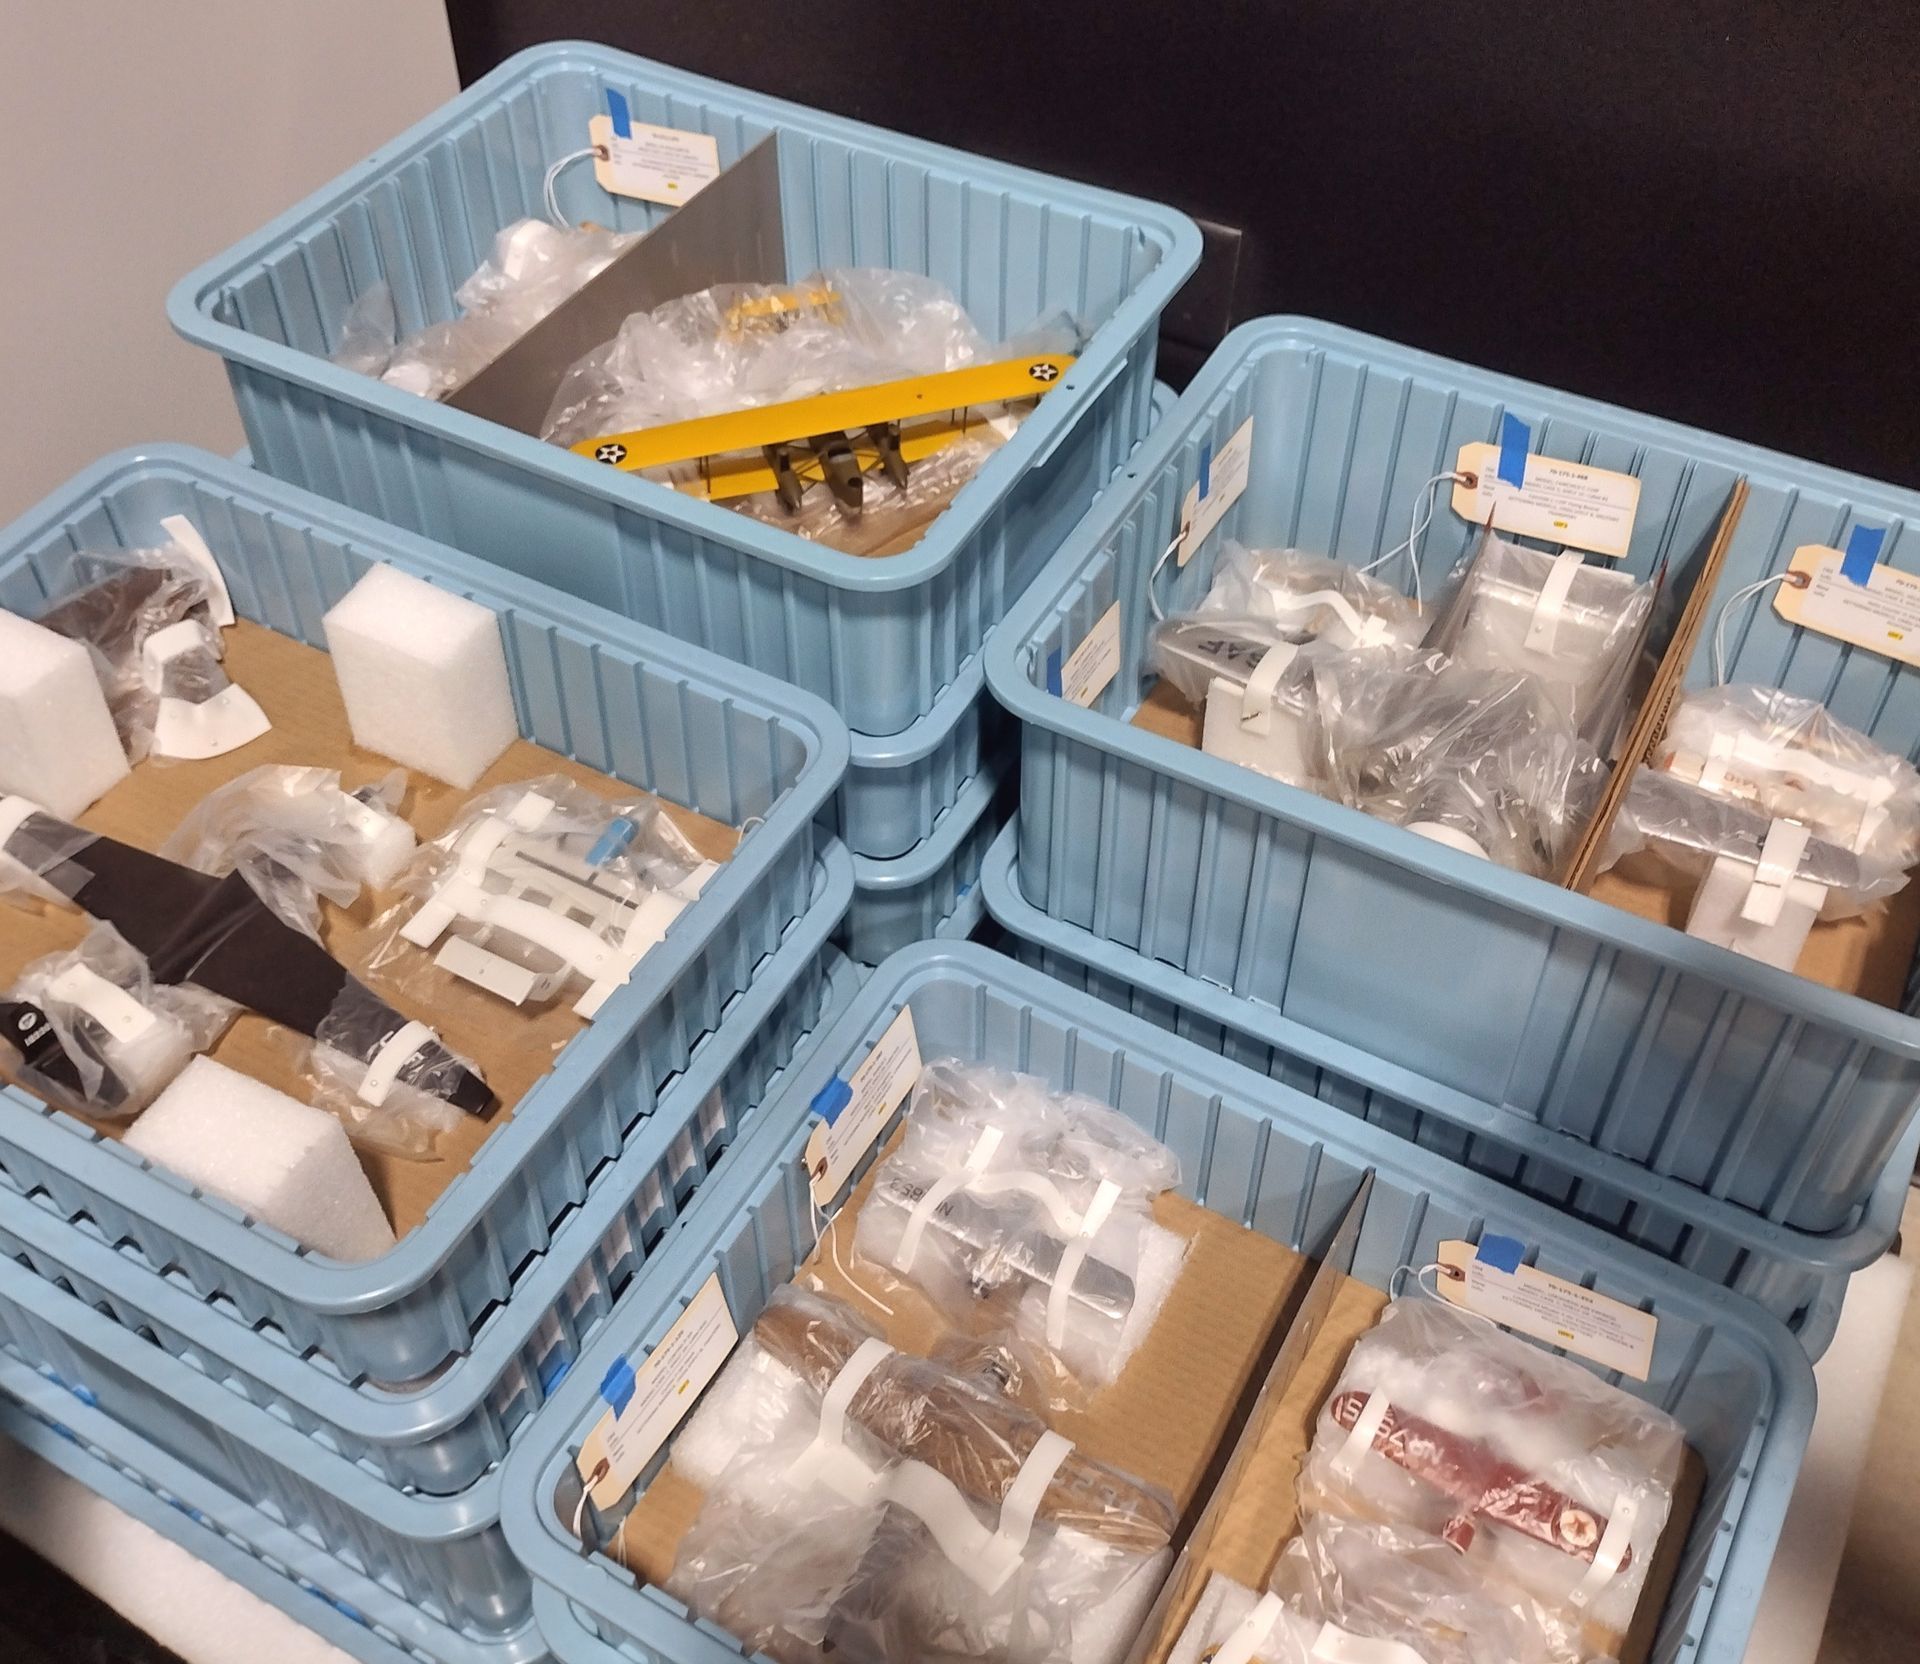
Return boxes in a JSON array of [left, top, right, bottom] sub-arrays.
[[1313, 651, 1608, 876], [1425, 534, 1654, 750], [665, 1286, 1174, 1664], [851, 1059, 1186, 1398], [1653, 685, 1920, 866], [306, 981, 481, 1158], [1298, 1295, 1684, 1659], [359, 219, 637, 400], [377, 776, 716, 1017], [0, 794, 100, 910], [36, 548, 268, 763], [0, 925, 230, 1119]]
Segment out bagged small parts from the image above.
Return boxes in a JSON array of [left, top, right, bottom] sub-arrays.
[[1425, 533, 1654, 750], [1313, 651, 1608, 876], [665, 1286, 1175, 1664], [378, 776, 718, 1018], [1297, 1296, 1685, 1660], [0, 925, 230, 1119], [851, 1059, 1187, 1397], [1653, 684, 1920, 868]]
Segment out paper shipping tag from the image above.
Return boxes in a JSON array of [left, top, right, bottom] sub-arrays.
[[574, 1273, 737, 1511], [805, 1004, 922, 1205], [1435, 1239, 1656, 1381], [1178, 417, 1255, 566], [589, 113, 722, 207], [1451, 443, 1640, 559], [1773, 544, 1920, 668], [1048, 601, 1122, 709]]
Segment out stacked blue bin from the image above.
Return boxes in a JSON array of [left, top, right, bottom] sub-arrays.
[[982, 315, 1920, 1357], [0, 446, 865, 1659], [165, 43, 1202, 964], [497, 944, 1816, 1664]]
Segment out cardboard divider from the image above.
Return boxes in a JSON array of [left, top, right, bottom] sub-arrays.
[[0, 623, 738, 1239]]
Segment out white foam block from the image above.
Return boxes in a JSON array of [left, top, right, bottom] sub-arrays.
[[125, 1057, 396, 1262], [322, 564, 517, 788], [0, 609, 129, 818]]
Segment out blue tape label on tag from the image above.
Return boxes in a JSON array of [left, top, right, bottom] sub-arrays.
[[1475, 1233, 1526, 1274], [1497, 413, 1529, 488], [1045, 646, 1064, 697], [600, 1357, 636, 1418], [811, 1076, 854, 1125], [1842, 524, 1887, 586], [606, 88, 633, 139]]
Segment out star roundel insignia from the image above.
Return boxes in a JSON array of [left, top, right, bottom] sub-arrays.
[[1027, 361, 1061, 383], [594, 441, 629, 465]]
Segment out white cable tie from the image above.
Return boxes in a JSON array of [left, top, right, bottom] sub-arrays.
[[357, 1020, 437, 1108], [892, 1126, 1003, 1272], [1524, 551, 1587, 655], [1331, 1390, 1390, 1483], [1571, 1493, 1639, 1608], [1045, 1178, 1122, 1350]]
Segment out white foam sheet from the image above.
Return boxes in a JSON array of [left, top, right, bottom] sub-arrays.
[[124, 1057, 395, 1262], [0, 1432, 352, 1664], [321, 564, 517, 789], [0, 610, 129, 818]]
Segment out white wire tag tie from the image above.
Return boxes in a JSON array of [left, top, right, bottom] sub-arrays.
[[1711, 568, 1810, 685]]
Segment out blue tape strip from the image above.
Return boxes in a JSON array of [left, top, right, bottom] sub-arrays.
[[600, 1357, 636, 1418], [1842, 523, 1886, 586], [1476, 1233, 1526, 1274], [1197, 442, 1214, 500], [1497, 413, 1529, 488], [606, 88, 632, 139], [1045, 646, 1063, 697], [588, 816, 638, 866], [812, 1076, 853, 1124]]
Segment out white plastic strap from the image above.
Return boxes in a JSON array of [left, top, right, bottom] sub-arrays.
[[508, 791, 556, 831], [1524, 551, 1587, 654], [1045, 1177, 1123, 1349], [456, 817, 518, 884], [357, 1020, 436, 1108], [576, 889, 686, 1018], [1209, 1590, 1285, 1664], [0, 796, 47, 850], [151, 684, 272, 761], [158, 514, 235, 627], [786, 1335, 894, 1501], [1331, 1390, 1390, 1482], [1239, 641, 1296, 732], [1741, 818, 1812, 925], [1266, 587, 1371, 644], [979, 1430, 1074, 1580], [1310, 1623, 1424, 1664], [45, 963, 158, 1045], [892, 1126, 1004, 1271], [1571, 1493, 1640, 1609]]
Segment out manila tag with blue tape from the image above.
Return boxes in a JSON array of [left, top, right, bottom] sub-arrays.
[[1772, 527, 1920, 668], [1434, 1236, 1656, 1380], [574, 1271, 738, 1511], [1177, 416, 1255, 567], [590, 89, 721, 207], [805, 1004, 923, 1206], [1450, 417, 1641, 559]]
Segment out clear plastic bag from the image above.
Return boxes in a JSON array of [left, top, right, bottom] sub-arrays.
[[664, 1285, 1174, 1664], [35, 547, 267, 763], [163, 766, 415, 901], [1298, 1295, 1684, 1657], [374, 775, 717, 1017], [0, 925, 231, 1119], [371, 219, 637, 400], [331, 281, 398, 377], [849, 1059, 1186, 1400], [305, 980, 483, 1158], [1652, 685, 1920, 866], [0, 795, 100, 910], [1313, 650, 1609, 876], [1154, 543, 1427, 707], [1425, 533, 1654, 750]]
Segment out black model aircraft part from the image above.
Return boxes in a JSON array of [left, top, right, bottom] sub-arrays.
[[0, 998, 131, 1112], [2, 806, 494, 1119]]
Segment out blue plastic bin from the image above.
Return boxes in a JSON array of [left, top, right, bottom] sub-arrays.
[[500, 943, 1813, 1664], [0, 1371, 526, 1664], [986, 316, 1920, 1237], [0, 936, 862, 1638], [0, 446, 848, 1382], [977, 822, 1919, 1360], [840, 756, 1012, 964], [168, 43, 1201, 741]]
